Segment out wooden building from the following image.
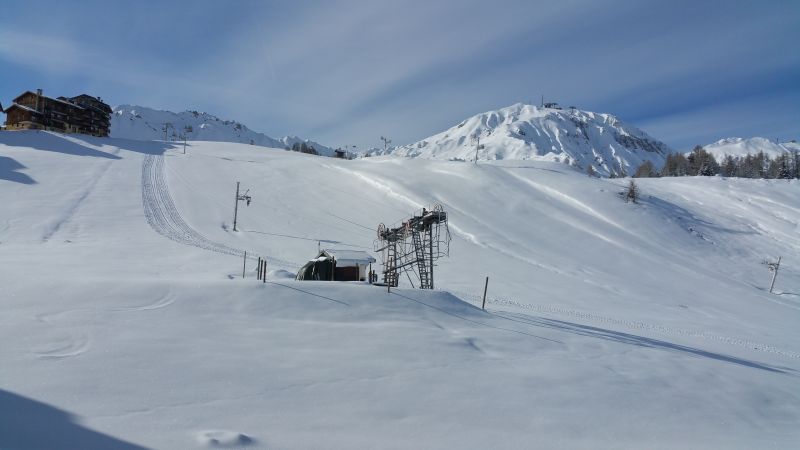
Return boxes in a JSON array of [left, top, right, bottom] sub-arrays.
[[3, 89, 111, 137], [296, 249, 376, 282]]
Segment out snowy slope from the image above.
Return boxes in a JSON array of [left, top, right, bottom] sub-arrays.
[[1, 131, 799, 449], [111, 105, 336, 156], [379, 103, 671, 176], [702, 137, 799, 161]]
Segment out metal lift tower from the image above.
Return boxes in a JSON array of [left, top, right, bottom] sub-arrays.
[[375, 204, 451, 289]]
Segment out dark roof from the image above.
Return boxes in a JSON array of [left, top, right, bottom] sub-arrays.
[[72, 93, 101, 100], [12, 91, 110, 113], [69, 94, 112, 112], [4, 103, 42, 114], [12, 91, 84, 109]]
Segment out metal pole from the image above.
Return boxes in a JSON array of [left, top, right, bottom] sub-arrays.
[[429, 227, 434, 289], [769, 257, 781, 293], [233, 182, 240, 231], [263, 259, 266, 283], [482, 276, 489, 310], [242, 251, 247, 278]]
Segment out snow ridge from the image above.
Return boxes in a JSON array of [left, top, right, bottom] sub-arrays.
[[377, 103, 671, 177], [702, 137, 799, 161], [113, 105, 335, 155]]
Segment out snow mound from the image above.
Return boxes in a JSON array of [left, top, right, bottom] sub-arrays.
[[197, 430, 255, 448], [375, 103, 671, 177]]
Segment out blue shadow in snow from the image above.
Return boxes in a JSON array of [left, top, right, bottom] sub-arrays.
[[0, 131, 177, 158], [492, 311, 795, 375], [0, 156, 36, 184], [0, 131, 121, 159], [642, 195, 757, 237], [0, 389, 151, 450]]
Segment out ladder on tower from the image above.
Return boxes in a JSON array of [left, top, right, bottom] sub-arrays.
[[384, 241, 398, 287], [413, 229, 431, 289]]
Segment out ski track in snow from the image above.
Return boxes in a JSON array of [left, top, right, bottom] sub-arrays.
[[30, 287, 179, 359], [449, 289, 800, 360], [141, 154, 297, 268], [42, 146, 122, 242]]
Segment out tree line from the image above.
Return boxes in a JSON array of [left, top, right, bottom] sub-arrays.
[[633, 146, 800, 179], [286, 141, 318, 155]]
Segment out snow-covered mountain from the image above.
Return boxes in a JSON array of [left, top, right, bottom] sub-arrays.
[[702, 137, 799, 161], [377, 103, 671, 176], [111, 105, 336, 156]]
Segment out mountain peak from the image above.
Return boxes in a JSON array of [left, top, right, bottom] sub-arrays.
[[381, 102, 670, 176]]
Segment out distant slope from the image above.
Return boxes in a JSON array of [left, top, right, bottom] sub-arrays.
[[377, 103, 671, 176], [702, 137, 799, 161], [111, 105, 335, 155]]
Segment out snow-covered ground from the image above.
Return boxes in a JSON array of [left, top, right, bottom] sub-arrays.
[[1, 131, 799, 449]]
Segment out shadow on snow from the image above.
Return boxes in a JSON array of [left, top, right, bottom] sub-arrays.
[[0, 130, 177, 158], [492, 311, 795, 375], [0, 156, 36, 184], [0, 389, 150, 450]]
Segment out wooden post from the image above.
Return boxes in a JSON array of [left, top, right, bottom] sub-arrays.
[[242, 251, 247, 278], [482, 276, 489, 310], [257, 257, 262, 280], [262, 259, 267, 283]]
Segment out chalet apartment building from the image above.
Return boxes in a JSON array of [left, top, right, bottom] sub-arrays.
[[2, 89, 111, 137]]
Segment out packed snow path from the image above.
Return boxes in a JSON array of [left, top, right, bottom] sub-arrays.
[[141, 154, 246, 258], [141, 153, 301, 269]]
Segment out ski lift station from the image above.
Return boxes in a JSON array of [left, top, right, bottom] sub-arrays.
[[296, 249, 376, 282]]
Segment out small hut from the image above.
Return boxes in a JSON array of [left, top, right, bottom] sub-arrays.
[[296, 249, 376, 282]]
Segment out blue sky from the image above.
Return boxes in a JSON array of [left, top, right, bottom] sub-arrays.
[[1, 0, 797, 150]]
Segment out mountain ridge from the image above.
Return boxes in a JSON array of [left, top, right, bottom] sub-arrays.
[[111, 105, 336, 156], [370, 102, 672, 177]]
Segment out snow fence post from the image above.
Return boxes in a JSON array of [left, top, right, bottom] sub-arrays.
[[242, 251, 247, 278], [482, 276, 489, 310], [263, 259, 267, 283]]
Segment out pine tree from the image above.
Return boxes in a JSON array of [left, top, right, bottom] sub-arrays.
[[721, 155, 737, 177], [634, 160, 656, 178], [625, 180, 640, 203], [687, 145, 719, 176]]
